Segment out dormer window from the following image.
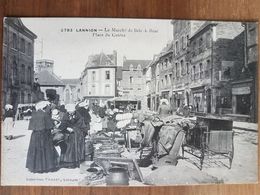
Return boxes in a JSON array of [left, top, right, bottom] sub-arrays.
[[129, 64, 134, 71], [137, 64, 142, 71]]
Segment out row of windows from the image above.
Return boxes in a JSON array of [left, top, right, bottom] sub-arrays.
[[91, 70, 111, 81], [190, 32, 211, 56], [175, 35, 189, 55], [155, 57, 173, 75], [4, 27, 32, 56], [89, 84, 111, 95], [3, 57, 32, 85], [158, 60, 211, 89], [129, 64, 142, 71]]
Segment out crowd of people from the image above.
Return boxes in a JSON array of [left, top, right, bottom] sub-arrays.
[[2, 97, 181, 174]]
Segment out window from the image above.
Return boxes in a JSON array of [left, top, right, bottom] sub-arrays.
[[105, 84, 110, 94], [175, 41, 179, 55], [129, 64, 134, 71], [175, 63, 178, 77], [3, 57, 7, 79], [130, 76, 133, 84], [199, 63, 203, 79], [192, 40, 196, 56], [186, 35, 189, 47], [105, 70, 110, 80], [193, 65, 196, 80], [12, 33, 17, 49], [199, 37, 203, 53], [21, 38, 25, 53], [27, 66, 32, 84], [27, 42, 32, 56], [21, 92, 25, 104], [181, 36, 185, 49], [91, 85, 96, 95], [92, 71, 96, 81], [28, 93, 31, 103], [21, 64, 25, 83], [180, 60, 184, 75], [165, 75, 168, 86], [137, 64, 142, 71], [169, 74, 172, 85], [4, 27, 7, 44], [13, 60, 18, 85], [161, 79, 164, 88], [206, 32, 211, 48], [186, 62, 189, 74]]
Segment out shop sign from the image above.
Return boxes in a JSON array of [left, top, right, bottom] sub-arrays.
[[232, 87, 250, 95]]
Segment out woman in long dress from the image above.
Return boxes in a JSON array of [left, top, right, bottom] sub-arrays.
[[3, 104, 14, 140], [60, 104, 86, 168], [26, 101, 58, 173]]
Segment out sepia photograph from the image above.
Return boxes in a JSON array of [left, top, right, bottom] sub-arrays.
[[1, 17, 258, 186]]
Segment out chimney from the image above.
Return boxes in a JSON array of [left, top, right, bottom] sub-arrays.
[[113, 50, 117, 65]]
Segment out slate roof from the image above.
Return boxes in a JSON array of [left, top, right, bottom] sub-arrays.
[[62, 79, 79, 85], [36, 70, 65, 86], [86, 52, 115, 68], [122, 59, 151, 71], [190, 21, 217, 40]]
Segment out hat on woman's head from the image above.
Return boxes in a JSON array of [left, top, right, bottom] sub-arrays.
[[52, 109, 60, 121], [5, 104, 13, 110], [35, 101, 50, 111], [65, 103, 76, 113], [78, 99, 89, 108]]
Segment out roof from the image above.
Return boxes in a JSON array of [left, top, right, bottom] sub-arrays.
[[5, 18, 37, 39], [123, 59, 151, 71], [62, 79, 79, 85], [85, 52, 116, 68], [190, 21, 217, 40], [36, 70, 65, 86]]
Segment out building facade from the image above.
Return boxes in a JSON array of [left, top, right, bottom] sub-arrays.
[[62, 79, 81, 104], [35, 59, 54, 74], [231, 22, 258, 122], [149, 42, 174, 112], [2, 18, 37, 110], [80, 51, 117, 105], [34, 59, 65, 104], [118, 57, 150, 110]]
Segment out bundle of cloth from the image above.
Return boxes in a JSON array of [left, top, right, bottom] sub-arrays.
[[115, 113, 133, 129]]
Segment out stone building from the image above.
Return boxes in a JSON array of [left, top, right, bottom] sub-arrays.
[[149, 42, 173, 112], [231, 22, 258, 122], [62, 79, 81, 104], [187, 21, 244, 115], [35, 59, 54, 74], [118, 57, 150, 110], [80, 51, 117, 105], [34, 59, 65, 104], [171, 20, 205, 112], [2, 18, 37, 110]]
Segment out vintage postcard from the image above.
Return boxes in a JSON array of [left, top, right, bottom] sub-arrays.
[[1, 17, 258, 186]]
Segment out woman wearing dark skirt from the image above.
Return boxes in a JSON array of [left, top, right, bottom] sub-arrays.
[[60, 104, 86, 168], [26, 101, 58, 173]]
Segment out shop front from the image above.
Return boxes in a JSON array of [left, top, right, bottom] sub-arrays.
[[191, 87, 205, 113], [231, 79, 254, 121], [172, 91, 184, 111]]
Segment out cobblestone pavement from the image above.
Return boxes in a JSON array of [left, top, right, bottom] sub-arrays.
[[1, 119, 258, 186]]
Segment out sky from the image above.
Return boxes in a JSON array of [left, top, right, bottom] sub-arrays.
[[21, 18, 173, 79]]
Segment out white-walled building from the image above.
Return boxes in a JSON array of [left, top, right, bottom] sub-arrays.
[[80, 51, 117, 105]]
